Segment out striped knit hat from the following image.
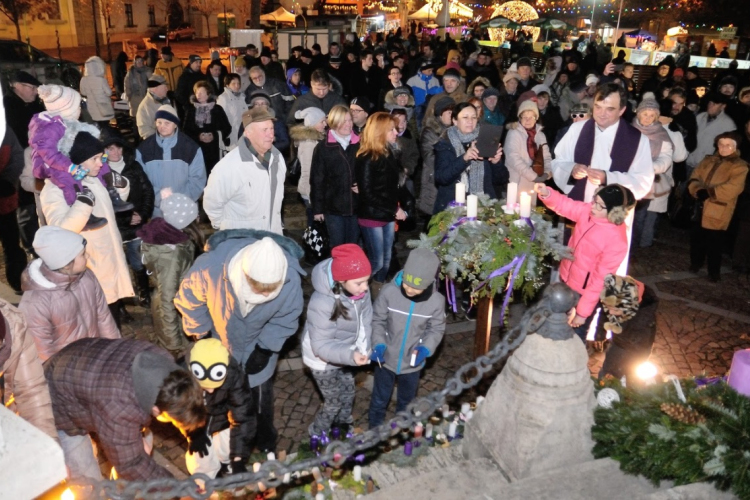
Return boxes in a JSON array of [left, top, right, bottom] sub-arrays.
[[38, 84, 81, 121]]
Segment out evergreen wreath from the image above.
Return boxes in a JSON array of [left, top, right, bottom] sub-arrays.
[[592, 377, 750, 499], [408, 195, 570, 302]]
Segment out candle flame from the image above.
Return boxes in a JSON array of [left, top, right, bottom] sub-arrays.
[[636, 361, 658, 380], [61, 488, 75, 500]]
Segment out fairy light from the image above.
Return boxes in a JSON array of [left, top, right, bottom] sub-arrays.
[[487, 1, 541, 43]]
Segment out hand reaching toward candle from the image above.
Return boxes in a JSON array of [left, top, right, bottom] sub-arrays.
[[572, 163, 589, 179], [569, 313, 587, 328], [463, 141, 480, 162], [533, 183, 550, 198], [489, 144, 503, 164]]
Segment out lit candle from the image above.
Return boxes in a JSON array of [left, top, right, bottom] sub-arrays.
[[506, 182, 518, 208], [519, 192, 531, 218], [466, 195, 478, 218], [414, 423, 423, 438], [460, 403, 471, 415], [353, 465, 363, 482], [455, 182, 466, 204], [253, 462, 261, 473], [448, 420, 458, 438], [425, 423, 433, 438], [404, 441, 413, 456]]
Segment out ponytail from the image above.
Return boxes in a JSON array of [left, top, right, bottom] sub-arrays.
[[329, 282, 350, 322]]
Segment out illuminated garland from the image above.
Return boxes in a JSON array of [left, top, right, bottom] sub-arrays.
[[488, 1, 540, 43]]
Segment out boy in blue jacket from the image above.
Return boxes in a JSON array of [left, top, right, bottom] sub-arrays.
[[368, 248, 446, 427]]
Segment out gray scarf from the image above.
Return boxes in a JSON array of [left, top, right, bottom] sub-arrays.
[[191, 97, 215, 128], [447, 126, 484, 195]]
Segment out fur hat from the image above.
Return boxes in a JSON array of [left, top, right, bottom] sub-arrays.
[[402, 249, 439, 290], [161, 192, 198, 230], [599, 274, 640, 334], [33, 226, 85, 271], [38, 84, 81, 121], [330, 244, 371, 282], [594, 184, 636, 225], [155, 104, 180, 126], [517, 99, 539, 120], [295, 107, 326, 128]]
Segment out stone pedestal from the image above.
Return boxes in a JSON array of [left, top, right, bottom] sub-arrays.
[[463, 333, 596, 481]]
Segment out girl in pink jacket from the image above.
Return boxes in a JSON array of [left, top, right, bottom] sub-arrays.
[[534, 182, 636, 341]]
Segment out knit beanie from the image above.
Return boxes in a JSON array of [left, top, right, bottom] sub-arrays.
[[330, 244, 371, 282], [402, 248, 439, 290], [636, 99, 660, 115], [161, 192, 198, 230], [393, 86, 412, 98], [38, 84, 81, 121], [155, 104, 180, 126], [434, 96, 456, 116], [242, 237, 287, 285], [68, 131, 103, 165], [33, 225, 85, 270], [503, 72, 520, 84], [481, 87, 501, 100], [585, 74, 599, 86], [295, 107, 326, 128], [189, 338, 229, 390], [517, 99, 540, 120], [597, 184, 636, 213], [443, 68, 462, 81]]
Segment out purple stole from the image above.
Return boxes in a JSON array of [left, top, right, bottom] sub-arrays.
[[568, 118, 642, 201]]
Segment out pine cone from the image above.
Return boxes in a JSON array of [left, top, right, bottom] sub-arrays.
[[660, 403, 706, 425]]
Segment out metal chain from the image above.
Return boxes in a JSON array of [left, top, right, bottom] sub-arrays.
[[71, 320, 530, 499]]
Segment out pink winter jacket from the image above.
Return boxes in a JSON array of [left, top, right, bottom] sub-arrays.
[[539, 189, 628, 318], [18, 259, 121, 361]]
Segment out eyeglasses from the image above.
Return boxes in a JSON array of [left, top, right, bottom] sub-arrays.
[[592, 200, 607, 211], [571, 113, 589, 119]]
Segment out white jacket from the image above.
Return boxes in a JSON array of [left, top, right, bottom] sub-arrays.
[[648, 126, 686, 213], [203, 137, 286, 234], [216, 89, 248, 151], [686, 111, 736, 170], [39, 176, 134, 304], [79, 56, 114, 122], [504, 123, 552, 194]]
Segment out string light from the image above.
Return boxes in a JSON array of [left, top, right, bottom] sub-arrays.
[[487, 2, 541, 43]]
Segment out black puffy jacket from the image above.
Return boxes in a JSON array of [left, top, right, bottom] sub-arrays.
[[114, 149, 155, 241], [355, 150, 400, 222], [310, 132, 360, 217]]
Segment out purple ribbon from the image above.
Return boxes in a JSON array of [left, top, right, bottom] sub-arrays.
[[448, 201, 466, 208], [440, 217, 478, 243], [446, 277, 458, 313], [695, 376, 726, 387]]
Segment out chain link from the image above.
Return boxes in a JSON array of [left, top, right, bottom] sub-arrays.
[[70, 318, 530, 499]]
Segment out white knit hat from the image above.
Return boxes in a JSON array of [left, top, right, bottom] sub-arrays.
[[33, 225, 85, 270], [161, 192, 198, 230], [38, 84, 81, 121], [517, 99, 540, 120], [241, 237, 287, 284], [295, 107, 326, 128], [586, 74, 600, 86]]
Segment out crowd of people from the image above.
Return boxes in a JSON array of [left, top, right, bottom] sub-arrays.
[[0, 25, 748, 485]]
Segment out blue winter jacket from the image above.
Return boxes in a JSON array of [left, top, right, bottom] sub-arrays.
[[406, 71, 443, 107], [175, 229, 306, 387]]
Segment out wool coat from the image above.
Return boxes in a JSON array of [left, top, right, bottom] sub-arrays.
[[688, 152, 749, 230]]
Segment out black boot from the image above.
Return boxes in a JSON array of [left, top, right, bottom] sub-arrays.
[[118, 300, 134, 324], [83, 213, 108, 231], [108, 301, 122, 330], [135, 269, 151, 307], [104, 171, 135, 213]]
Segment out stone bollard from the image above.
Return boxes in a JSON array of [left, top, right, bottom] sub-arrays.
[[463, 283, 596, 481]]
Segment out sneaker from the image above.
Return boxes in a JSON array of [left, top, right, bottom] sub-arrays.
[[83, 214, 108, 231]]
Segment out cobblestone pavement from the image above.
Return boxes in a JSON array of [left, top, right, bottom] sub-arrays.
[[1, 183, 749, 480]]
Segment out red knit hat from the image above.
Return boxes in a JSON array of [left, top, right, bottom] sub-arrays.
[[330, 244, 371, 282]]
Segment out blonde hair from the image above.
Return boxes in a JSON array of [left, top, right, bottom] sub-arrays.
[[327, 104, 351, 131], [247, 276, 282, 294], [357, 112, 397, 160]]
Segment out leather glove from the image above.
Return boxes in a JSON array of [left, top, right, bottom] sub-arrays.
[[370, 344, 386, 363], [103, 171, 128, 189], [74, 185, 95, 206], [187, 426, 211, 458], [68, 164, 89, 181], [696, 189, 710, 201], [413, 345, 430, 366], [230, 460, 248, 475], [245, 345, 274, 375]]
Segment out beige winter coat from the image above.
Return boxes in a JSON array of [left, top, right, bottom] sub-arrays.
[[79, 56, 115, 122], [0, 297, 57, 441], [290, 124, 324, 199], [40, 175, 135, 303], [18, 260, 121, 361]]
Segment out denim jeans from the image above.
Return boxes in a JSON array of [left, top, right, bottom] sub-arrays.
[[325, 214, 360, 249], [360, 222, 395, 283], [632, 200, 659, 248], [124, 238, 144, 271], [368, 366, 421, 428]]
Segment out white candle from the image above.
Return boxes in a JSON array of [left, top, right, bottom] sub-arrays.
[[519, 192, 531, 218], [283, 472, 291, 484], [442, 404, 450, 418], [466, 195, 478, 218], [460, 403, 471, 415], [316, 493, 325, 500], [476, 396, 485, 406], [506, 182, 518, 208], [448, 420, 458, 438], [253, 462, 261, 472], [425, 423, 433, 438], [353, 465, 363, 482], [455, 182, 466, 204], [267, 452, 276, 461]]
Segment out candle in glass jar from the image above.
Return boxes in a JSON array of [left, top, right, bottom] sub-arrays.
[[448, 420, 458, 438], [455, 182, 466, 204], [519, 192, 531, 218], [506, 182, 518, 208], [404, 441, 413, 456], [466, 195, 478, 218], [414, 423, 423, 438]]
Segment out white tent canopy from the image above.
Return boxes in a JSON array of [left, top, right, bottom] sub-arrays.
[[260, 7, 296, 24], [408, 2, 473, 21]]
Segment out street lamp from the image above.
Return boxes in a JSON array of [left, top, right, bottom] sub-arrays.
[[590, 0, 597, 40], [615, 0, 625, 42]]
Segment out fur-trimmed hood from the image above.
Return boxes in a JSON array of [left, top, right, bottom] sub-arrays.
[[84, 56, 107, 78], [57, 120, 102, 158], [384, 89, 416, 106], [205, 228, 304, 260], [467, 76, 491, 97], [289, 124, 325, 142]]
